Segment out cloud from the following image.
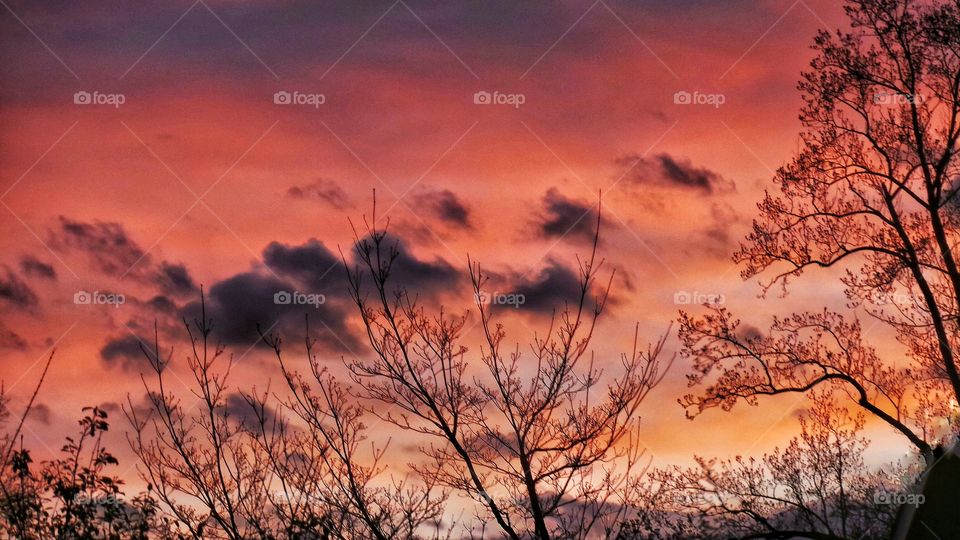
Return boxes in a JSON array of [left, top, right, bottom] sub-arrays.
[[536, 188, 605, 243], [145, 295, 178, 315], [263, 239, 345, 294], [180, 271, 362, 354], [735, 323, 764, 342], [175, 233, 460, 355], [0, 266, 38, 309], [54, 217, 146, 275], [354, 233, 463, 298], [698, 202, 739, 256], [414, 189, 472, 229], [0, 321, 27, 351], [100, 334, 163, 372], [154, 262, 198, 296], [286, 178, 351, 209], [28, 403, 52, 426], [616, 153, 733, 193], [181, 272, 294, 345], [19, 256, 56, 280], [52, 217, 197, 296], [509, 260, 588, 315], [218, 393, 277, 431]]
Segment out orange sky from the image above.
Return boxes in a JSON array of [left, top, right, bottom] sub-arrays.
[[0, 0, 916, 486]]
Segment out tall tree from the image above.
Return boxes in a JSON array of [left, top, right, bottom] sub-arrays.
[[680, 0, 960, 465], [127, 301, 446, 539], [344, 210, 670, 539]]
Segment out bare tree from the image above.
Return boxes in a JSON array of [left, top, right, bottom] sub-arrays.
[[679, 0, 960, 465], [127, 296, 450, 539], [262, 324, 450, 539], [344, 207, 671, 539], [125, 309, 284, 539], [630, 391, 905, 540]]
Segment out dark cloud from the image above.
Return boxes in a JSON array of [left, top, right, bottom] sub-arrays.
[[175, 233, 460, 355], [100, 334, 163, 372], [99, 401, 122, 415], [537, 188, 605, 243], [354, 233, 462, 298], [286, 179, 351, 210], [391, 245, 461, 292], [154, 262, 198, 296], [54, 217, 146, 275], [735, 323, 764, 342], [263, 239, 345, 294], [415, 189, 472, 229], [0, 266, 38, 309], [19, 256, 56, 280], [180, 271, 362, 354], [0, 321, 27, 351], [244, 230, 463, 309], [146, 295, 178, 314], [28, 403, 52, 426], [510, 260, 588, 315], [616, 153, 733, 193], [182, 272, 292, 345], [52, 217, 196, 297], [218, 393, 277, 432]]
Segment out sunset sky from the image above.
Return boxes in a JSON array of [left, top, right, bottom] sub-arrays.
[[0, 0, 910, 488]]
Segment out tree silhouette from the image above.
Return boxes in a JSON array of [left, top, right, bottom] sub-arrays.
[[628, 392, 906, 540], [343, 208, 671, 539], [6, 1, 957, 538], [127, 296, 450, 539], [262, 325, 450, 539], [679, 0, 960, 465], [126, 310, 288, 539], [106, 194, 671, 539]]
